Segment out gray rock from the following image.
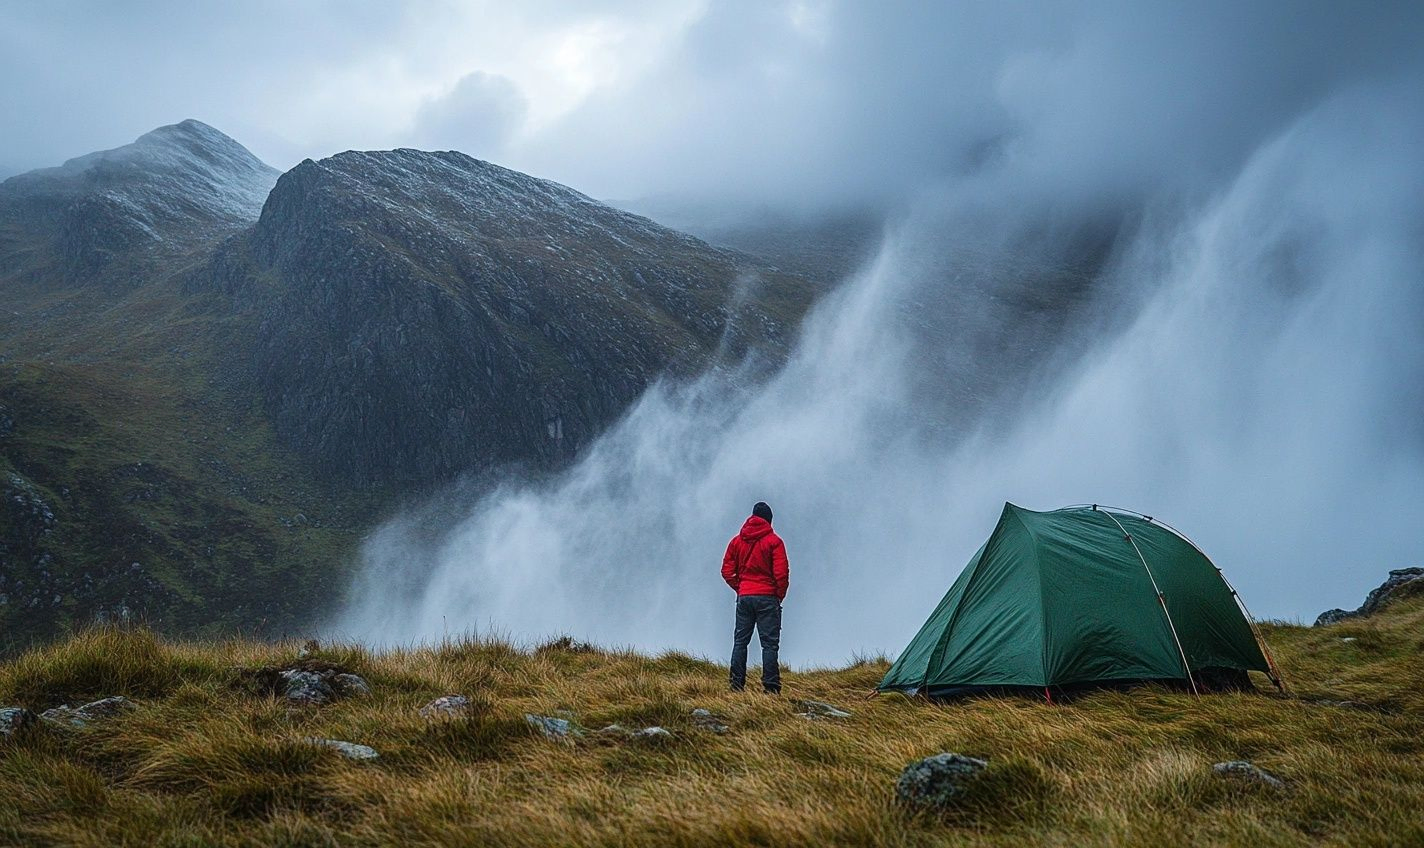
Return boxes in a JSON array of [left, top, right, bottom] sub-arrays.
[[1313, 608, 1354, 627], [280, 670, 335, 705], [1315, 567, 1424, 626], [895, 753, 990, 809], [40, 696, 134, 728], [1360, 567, 1424, 615], [690, 707, 730, 734], [794, 699, 852, 719], [330, 673, 371, 697], [1213, 760, 1284, 788], [1, 707, 39, 738], [419, 694, 472, 720], [305, 737, 379, 761], [525, 713, 578, 740], [633, 726, 672, 739]]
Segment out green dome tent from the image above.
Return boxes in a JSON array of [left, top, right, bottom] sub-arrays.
[[878, 504, 1284, 698]]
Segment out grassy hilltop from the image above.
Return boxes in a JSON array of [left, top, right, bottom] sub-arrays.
[[2, 592, 1422, 847]]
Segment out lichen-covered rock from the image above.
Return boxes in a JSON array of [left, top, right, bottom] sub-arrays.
[[305, 738, 378, 761], [691, 707, 730, 734], [794, 700, 852, 719], [40, 696, 134, 728], [895, 753, 989, 810], [419, 695, 472, 720], [525, 713, 579, 740], [280, 670, 335, 705], [1212, 760, 1285, 788], [330, 673, 371, 697], [1, 707, 39, 738]]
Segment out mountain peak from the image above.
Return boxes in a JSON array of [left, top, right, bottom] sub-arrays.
[[0, 120, 280, 285]]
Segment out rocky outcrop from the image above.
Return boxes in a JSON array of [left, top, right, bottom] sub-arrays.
[[1315, 568, 1424, 626], [895, 753, 989, 809], [419, 695, 473, 720], [195, 148, 814, 486], [0, 707, 39, 738], [690, 708, 729, 734], [234, 662, 371, 706]]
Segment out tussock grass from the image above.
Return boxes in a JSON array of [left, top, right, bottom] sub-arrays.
[[2, 598, 1423, 846]]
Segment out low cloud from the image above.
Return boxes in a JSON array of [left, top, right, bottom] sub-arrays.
[[411, 71, 527, 157]]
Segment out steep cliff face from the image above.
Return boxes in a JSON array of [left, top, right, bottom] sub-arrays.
[[0, 119, 279, 287], [203, 149, 813, 486]]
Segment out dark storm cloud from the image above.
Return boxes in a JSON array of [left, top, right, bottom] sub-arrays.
[[6, 2, 1423, 209], [520, 0, 1424, 209]]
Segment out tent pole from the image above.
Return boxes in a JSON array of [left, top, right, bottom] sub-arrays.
[[1096, 508, 1201, 697], [1119, 509, 1289, 695], [1213, 568, 1290, 694]]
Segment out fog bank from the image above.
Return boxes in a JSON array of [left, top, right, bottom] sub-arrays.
[[340, 77, 1424, 663]]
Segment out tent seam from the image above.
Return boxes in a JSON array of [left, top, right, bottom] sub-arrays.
[[1008, 506, 1051, 689]]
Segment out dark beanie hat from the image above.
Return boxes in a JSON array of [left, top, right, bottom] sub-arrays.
[[752, 501, 773, 521]]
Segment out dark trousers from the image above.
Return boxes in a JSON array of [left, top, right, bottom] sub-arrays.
[[730, 594, 782, 692]]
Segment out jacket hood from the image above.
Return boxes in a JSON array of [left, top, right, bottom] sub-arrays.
[[739, 515, 774, 542]]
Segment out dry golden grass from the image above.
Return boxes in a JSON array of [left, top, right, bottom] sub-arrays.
[[2, 595, 1422, 847]]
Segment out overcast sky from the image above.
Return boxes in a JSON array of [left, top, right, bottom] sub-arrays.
[[3, 1, 1422, 210]]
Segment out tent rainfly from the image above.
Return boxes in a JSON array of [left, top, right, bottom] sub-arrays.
[[878, 503, 1283, 698]]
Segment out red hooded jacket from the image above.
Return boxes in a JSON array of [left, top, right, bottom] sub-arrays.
[[721, 516, 789, 601]]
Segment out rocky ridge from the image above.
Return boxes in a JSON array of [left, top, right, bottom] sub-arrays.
[[195, 148, 813, 485]]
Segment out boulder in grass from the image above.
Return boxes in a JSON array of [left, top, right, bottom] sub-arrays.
[[305, 737, 379, 761], [419, 695, 472, 720], [330, 673, 372, 697], [634, 726, 672, 740], [691, 707, 730, 734], [0, 707, 39, 738], [40, 696, 134, 729], [280, 670, 336, 705], [895, 753, 989, 810], [1212, 760, 1285, 789], [526, 713, 580, 740]]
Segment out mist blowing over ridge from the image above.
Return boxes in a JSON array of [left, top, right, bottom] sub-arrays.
[[340, 68, 1424, 663]]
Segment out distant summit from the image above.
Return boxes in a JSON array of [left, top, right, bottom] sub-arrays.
[[0, 119, 278, 286]]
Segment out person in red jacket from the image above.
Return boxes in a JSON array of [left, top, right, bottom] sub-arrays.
[[721, 501, 789, 693]]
